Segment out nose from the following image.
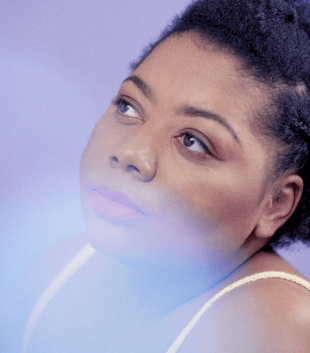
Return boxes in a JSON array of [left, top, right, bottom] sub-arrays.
[[109, 130, 157, 182]]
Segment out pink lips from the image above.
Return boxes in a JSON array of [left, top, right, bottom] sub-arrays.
[[91, 185, 144, 221]]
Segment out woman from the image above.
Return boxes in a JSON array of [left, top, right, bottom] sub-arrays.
[[10, 0, 310, 352]]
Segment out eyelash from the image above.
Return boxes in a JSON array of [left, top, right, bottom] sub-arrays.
[[112, 97, 212, 157], [112, 97, 137, 115], [178, 132, 211, 156]]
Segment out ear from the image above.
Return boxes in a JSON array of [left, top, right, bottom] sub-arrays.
[[254, 174, 304, 239]]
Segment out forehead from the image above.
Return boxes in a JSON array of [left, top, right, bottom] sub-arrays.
[[133, 33, 269, 132]]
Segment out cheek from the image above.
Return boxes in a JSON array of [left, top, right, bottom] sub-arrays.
[[203, 171, 266, 243], [80, 113, 117, 178], [160, 167, 265, 247], [216, 185, 259, 231]]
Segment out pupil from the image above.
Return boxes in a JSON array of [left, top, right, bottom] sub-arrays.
[[119, 102, 128, 113], [184, 134, 195, 147]]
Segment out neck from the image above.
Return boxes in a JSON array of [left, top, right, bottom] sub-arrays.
[[121, 254, 249, 317]]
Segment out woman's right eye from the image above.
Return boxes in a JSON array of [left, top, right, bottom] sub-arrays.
[[112, 98, 140, 118]]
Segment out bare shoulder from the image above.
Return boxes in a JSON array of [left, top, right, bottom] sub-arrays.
[[2, 233, 93, 350], [214, 275, 310, 352], [196, 251, 310, 352], [13, 231, 116, 299]]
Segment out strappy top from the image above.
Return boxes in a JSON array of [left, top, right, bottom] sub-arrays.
[[22, 243, 310, 353]]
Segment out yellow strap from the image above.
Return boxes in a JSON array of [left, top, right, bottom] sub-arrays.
[[165, 271, 310, 353], [22, 243, 96, 353]]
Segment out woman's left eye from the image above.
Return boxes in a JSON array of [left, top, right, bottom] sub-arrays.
[[112, 98, 139, 118], [180, 133, 210, 154]]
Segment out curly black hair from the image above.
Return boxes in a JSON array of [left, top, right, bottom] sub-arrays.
[[131, 0, 310, 248]]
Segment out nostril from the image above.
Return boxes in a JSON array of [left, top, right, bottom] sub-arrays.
[[108, 155, 156, 181], [109, 156, 119, 168], [127, 165, 140, 173], [128, 164, 156, 182]]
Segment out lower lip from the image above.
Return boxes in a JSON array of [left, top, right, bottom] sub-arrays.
[[91, 190, 144, 222]]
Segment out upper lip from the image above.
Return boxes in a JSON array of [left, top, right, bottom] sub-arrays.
[[92, 184, 144, 214]]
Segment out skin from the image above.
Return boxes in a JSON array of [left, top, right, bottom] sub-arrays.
[[78, 33, 309, 351]]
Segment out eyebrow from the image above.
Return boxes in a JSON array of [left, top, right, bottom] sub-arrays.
[[123, 75, 240, 144], [122, 75, 155, 102], [179, 106, 241, 144]]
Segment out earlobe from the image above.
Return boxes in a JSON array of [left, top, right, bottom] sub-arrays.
[[254, 174, 304, 239]]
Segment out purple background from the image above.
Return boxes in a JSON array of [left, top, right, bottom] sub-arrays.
[[1, 0, 309, 286]]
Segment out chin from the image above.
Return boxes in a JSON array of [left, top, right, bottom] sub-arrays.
[[86, 217, 228, 275]]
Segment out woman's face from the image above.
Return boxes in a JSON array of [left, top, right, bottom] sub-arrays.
[[80, 33, 272, 268]]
